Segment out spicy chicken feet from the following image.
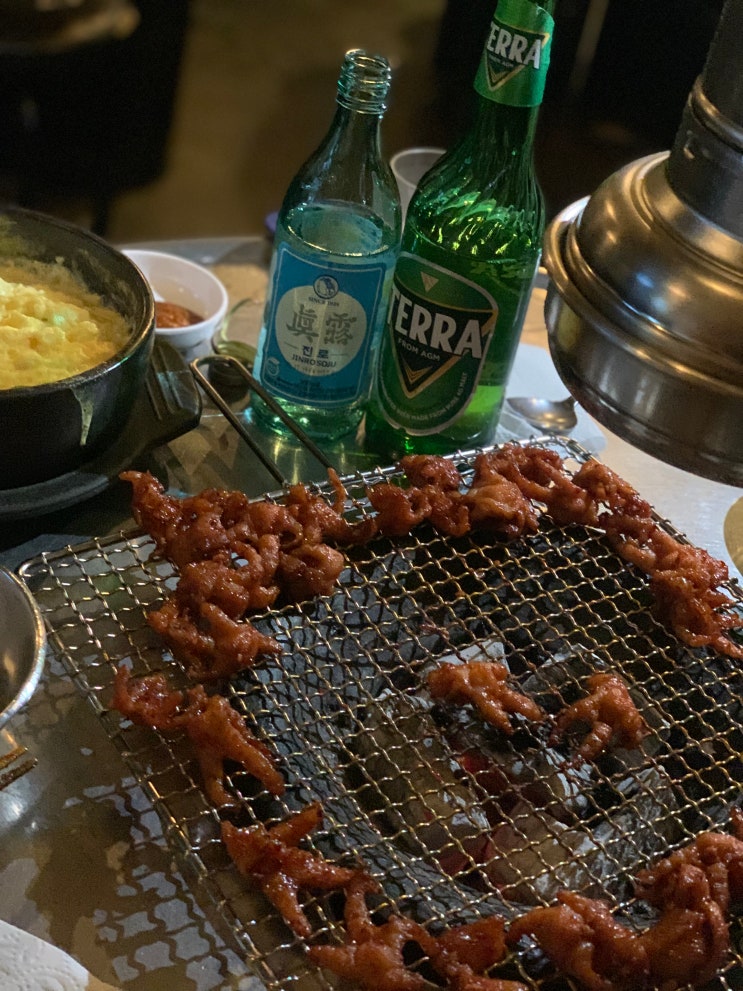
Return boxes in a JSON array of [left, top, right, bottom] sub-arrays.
[[309, 876, 524, 991], [427, 661, 545, 736], [223, 802, 368, 938], [549, 673, 650, 763]]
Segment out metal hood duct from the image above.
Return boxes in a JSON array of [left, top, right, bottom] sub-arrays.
[[542, 0, 743, 486]]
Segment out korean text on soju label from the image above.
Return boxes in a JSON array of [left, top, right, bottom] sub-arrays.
[[260, 245, 386, 406]]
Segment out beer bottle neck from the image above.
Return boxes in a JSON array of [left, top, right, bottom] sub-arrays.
[[457, 0, 555, 177], [466, 94, 541, 170]]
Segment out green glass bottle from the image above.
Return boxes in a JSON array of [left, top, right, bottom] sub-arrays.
[[252, 49, 402, 441], [365, 0, 555, 458]]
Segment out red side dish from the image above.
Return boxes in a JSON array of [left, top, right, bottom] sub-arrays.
[[155, 300, 203, 328]]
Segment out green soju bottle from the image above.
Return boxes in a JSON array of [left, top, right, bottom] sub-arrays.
[[365, 0, 555, 458], [252, 49, 402, 441]]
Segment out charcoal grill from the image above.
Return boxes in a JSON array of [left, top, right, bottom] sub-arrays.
[[18, 436, 743, 991]]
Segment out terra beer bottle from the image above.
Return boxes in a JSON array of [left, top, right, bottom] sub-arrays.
[[365, 0, 555, 458], [252, 50, 401, 441]]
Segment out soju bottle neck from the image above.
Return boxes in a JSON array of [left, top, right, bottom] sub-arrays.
[[324, 104, 383, 162], [325, 48, 389, 167], [288, 48, 392, 205], [336, 49, 391, 114]]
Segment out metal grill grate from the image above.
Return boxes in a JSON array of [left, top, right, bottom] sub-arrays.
[[19, 438, 743, 991]]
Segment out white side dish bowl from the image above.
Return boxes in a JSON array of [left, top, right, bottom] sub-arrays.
[[122, 248, 229, 350]]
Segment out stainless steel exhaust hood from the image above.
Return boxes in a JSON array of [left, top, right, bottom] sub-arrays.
[[543, 0, 743, 486]]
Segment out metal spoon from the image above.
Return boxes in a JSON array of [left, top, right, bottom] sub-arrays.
[[505, 394, 578, 434]]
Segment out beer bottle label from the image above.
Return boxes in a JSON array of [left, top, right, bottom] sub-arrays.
[[259, 242, 386, 407], [375, 252, 498, 436], [474, 0, 554, 108]]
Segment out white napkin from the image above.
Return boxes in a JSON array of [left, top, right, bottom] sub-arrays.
[[0, 920, 119, 991]]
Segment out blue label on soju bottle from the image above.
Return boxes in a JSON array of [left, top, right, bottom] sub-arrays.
[[259, 241, 388, 407]]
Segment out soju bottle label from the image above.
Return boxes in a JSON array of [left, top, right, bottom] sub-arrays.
[[375, 252, 498, 436], [474, 0, 554, 108], [259, 242, 387, 407]]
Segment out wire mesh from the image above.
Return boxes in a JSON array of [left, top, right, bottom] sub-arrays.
[[19, 438, 743, 991]]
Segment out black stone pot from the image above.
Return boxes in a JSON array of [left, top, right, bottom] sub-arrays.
[[0, 207, 155, 488]]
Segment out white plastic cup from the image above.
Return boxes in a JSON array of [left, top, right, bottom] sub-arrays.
[[391, 146, 445, 220]]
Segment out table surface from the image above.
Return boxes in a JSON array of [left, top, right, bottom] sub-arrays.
[[1, 236, 740, 991]]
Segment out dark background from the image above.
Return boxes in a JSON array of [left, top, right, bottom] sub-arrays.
[[0, 0, 725, 238]]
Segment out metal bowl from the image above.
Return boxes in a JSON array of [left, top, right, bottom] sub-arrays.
[[0, 568, 46, 728], [543, 153, 743, 486], [0, 207, 155, 488]]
